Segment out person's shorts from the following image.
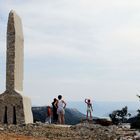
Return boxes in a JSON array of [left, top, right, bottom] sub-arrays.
[[57, 108, 65, 115], [87, 108, 92, 112]]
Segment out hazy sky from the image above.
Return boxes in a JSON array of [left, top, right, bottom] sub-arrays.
[[0, 0, 140, 105]]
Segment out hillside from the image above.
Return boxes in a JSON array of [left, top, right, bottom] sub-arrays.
[[32, 106, 86, 125]]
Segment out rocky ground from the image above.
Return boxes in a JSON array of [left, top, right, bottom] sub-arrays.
[[0, 122, 140, 140]]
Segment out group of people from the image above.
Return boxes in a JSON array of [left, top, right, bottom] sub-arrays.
[[45, 96, 93, 124], [46, 95, 66, 124]]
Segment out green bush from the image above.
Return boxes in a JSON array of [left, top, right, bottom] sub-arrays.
[[109, 106, 131, 125]]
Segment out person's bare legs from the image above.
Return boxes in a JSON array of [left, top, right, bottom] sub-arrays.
[[61, 114, 65, 124], [90, 111, 92, 119], [86, 111, 89, 120], [86, 111, 88, 120], [58, 114, 61, 124]]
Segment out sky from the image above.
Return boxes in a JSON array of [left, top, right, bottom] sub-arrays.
[[0, 0, 140, 105]]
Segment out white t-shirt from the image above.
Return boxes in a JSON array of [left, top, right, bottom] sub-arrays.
[[58, 100, 64, 110]]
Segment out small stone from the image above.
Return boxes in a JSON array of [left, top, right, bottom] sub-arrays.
[[0, 128, 4, 131]]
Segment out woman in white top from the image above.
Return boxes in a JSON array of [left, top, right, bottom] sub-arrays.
[[55, 95, 66, 124], [85, 98, 93, 120]]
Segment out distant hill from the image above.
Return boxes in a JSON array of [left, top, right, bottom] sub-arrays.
[[67, 101, 139, 117], [32, 106, 86, 125], [32, 101, 139, 125]]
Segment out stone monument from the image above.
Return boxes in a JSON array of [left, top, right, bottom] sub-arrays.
[[0, 10, 33, 124]]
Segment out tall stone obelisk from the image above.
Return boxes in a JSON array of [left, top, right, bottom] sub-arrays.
[[0, 10, 33, 124]]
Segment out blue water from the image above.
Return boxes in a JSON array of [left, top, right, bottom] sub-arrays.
[[67, 101, 140, 117]]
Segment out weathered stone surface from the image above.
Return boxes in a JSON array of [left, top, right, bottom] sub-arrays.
[[0, 123, 139, 140], [0, 10, 33, 124], [6, 10, 23, 92]]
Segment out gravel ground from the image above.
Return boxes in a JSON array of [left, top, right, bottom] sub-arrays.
[[0, 122, 139, 140]]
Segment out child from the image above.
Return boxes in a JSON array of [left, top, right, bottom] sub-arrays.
[[85, 99, 93, 120], [45, 106, 52, 124]]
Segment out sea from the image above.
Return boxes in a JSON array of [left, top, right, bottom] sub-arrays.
[[67, 101, 140, 118]]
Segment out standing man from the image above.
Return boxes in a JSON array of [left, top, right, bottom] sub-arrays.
[[52, 98, 58, 123]]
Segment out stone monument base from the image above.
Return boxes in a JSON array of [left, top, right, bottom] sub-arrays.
[[0, 90, 33, 124]]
